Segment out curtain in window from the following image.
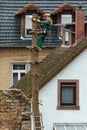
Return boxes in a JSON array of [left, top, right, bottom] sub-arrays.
[[61, 87, 74, 104]]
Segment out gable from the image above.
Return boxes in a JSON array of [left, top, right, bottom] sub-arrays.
[[55, 48, 87, 79], [39, 48, 87, 130], [53, 3, 76, 14], [16, 4, 45, 15], [39, 48, 87, 95]]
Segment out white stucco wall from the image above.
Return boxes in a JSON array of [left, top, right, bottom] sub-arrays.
[[39, 49, 87, 130]]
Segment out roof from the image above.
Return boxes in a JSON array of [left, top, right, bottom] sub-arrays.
[[16, 4, 45, 15], [0, 0, 87, 47], [12, 37, 87, 97], [53, 3, 76, 14]]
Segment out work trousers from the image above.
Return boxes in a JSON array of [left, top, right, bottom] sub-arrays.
[[38, 34, 46, 48]]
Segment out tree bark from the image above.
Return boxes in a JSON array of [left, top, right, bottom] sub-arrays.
[[31, 14, 41, 130]]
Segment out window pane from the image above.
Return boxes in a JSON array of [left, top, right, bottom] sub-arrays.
[[61, 15, 72, 41], [26, 29, 32, 35], [20, 73, 25, 78], [25, 15, 32, 29], [13, 65, 25, 70], [13, 73, 18, 84], [61, 83, 76, 105], [76, 126, 86, 130], [56, 126, 65, 130], [61, 15, 72, 24], [66, 126, 75, 130]]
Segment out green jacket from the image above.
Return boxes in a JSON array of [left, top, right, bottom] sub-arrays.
[[41, 18, 52, 32]]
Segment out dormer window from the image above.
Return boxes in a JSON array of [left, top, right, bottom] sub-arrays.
[[16, 3, 45, 39], [52, 3, 76, 45]]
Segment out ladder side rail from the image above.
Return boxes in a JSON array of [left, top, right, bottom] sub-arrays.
[[30, 101, 36, 130], [40, 113, 44, 130]]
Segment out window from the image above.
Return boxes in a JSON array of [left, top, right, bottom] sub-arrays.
[[53, 123, 87, 130], [17, 4, 44, 39], [21, 15, 32, 38], [57, 80, 79, 110], [61, 15, 72, 24], [25, 15, 32, 36], [11, 63, 27, 85], [61, 15, 72, 41]]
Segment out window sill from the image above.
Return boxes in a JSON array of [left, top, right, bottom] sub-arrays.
[[57, 105, 80, 110], [20, 36, 32, 40]]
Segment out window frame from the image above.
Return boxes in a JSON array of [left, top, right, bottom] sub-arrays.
[[12, 64, 26, 85], [25, 15, 32, 37], [61, 14, 72, 42], [10, 61, 30, 86], [57, 80, 80, 110], [53, 123, 87, 130]]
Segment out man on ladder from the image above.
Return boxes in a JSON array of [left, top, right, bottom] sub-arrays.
[[38, 13, 53, 48]]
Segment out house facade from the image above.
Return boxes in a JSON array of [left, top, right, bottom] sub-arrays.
[[0, 47, 52, 89], [1, 1, 87, 130], [12, 38, 87, 130], [39, 48, 87, 130], [1, 0, 87, 89]]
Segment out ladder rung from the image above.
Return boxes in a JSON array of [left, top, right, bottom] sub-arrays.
[[35, 123, 41, 125], [33, 114, 44, 129], [35, 127, 43, 128], [34, 116, 40, 117]]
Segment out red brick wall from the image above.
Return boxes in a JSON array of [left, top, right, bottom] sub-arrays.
[[75, 9, 85, 43]]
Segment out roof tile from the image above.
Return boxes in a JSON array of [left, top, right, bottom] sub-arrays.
[[0, 0, 87, 47]]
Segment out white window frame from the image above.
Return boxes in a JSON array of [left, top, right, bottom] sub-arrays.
[[61, 15, 72, 41], [12, 64, 26, 84], [10, 61, 30, 86], [25, 15, 32, 36], [53, 123, 87, 130]]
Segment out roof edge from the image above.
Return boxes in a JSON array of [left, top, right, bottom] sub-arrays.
[[16, 3, 45, 15], [52, 2, 76, 14], [39, 38, 87, 88]]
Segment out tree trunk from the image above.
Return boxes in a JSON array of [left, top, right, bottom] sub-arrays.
[[31, 14, 41, 130]]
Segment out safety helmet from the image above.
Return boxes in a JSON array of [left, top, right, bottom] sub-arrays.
[[44, 13, 50, 17]]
